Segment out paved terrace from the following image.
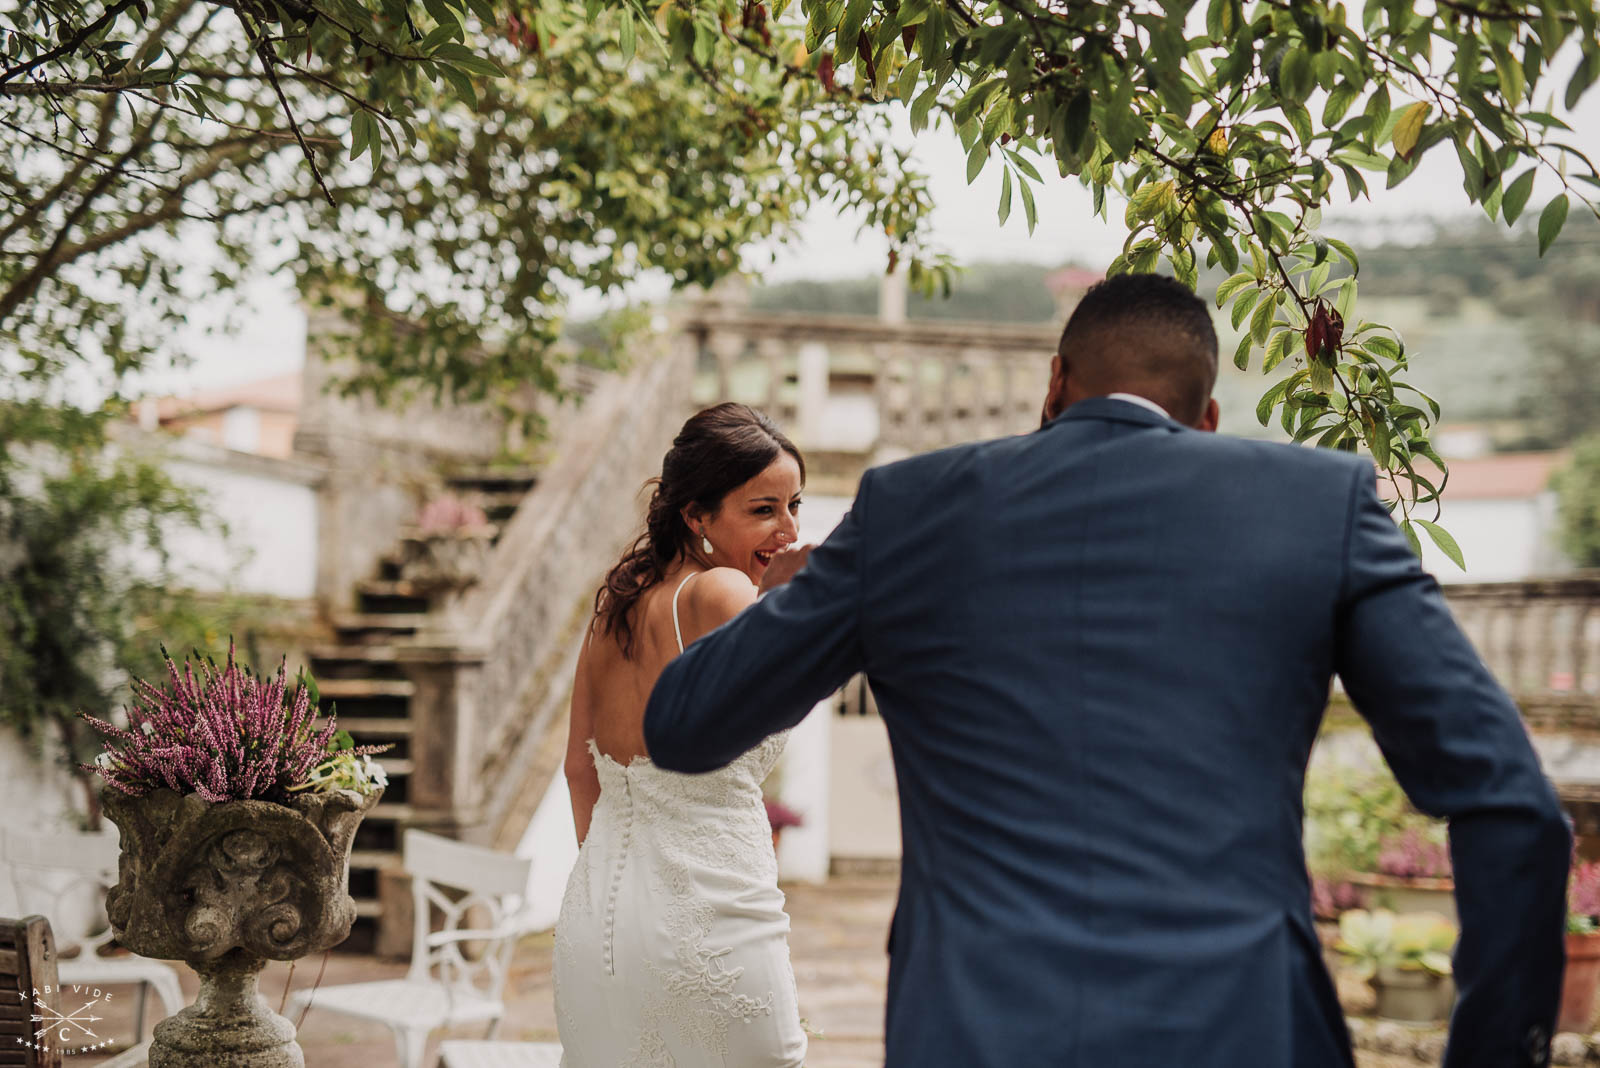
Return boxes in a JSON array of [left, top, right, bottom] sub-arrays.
[[71, 874, 1470, 1068]]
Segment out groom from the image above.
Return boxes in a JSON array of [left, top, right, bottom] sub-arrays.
[[644, 273, 1570, 1067]]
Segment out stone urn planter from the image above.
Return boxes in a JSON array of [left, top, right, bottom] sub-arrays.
[[396, 527, 496, 592], [1560, 931, 1600, 1034], [1372, 966, 1455, 1024], [103, 786, 379, 1068]]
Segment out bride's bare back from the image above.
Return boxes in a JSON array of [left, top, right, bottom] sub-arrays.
[[578, 565, 729, 763]]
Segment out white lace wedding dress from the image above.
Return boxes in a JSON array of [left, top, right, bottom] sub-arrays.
[[553, 578, 807, 1067]]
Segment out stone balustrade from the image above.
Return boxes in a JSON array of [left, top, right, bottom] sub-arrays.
[[1443, 575, 1600, 732], [680, 304, 1058, 465]]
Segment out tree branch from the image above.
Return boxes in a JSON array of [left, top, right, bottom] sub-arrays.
[[0, 1, 140, 86]]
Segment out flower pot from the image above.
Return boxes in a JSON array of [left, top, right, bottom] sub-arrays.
[[1560, 931, 1600, 1033], [103, 787, 378, 1068], [1346, 873, 1456, 925], [1373, 966, 1455, 1024]]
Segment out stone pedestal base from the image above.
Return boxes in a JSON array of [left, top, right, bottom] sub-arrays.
[[149, 952, 302, 1068]]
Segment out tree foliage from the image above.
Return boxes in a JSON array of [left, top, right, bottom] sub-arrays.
[[0, 403, 234, 824], [1553, 434, 1600, 568], [605, 0, 1600, 552], [1, 0, 944, 431]]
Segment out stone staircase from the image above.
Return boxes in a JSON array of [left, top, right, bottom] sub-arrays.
[[308, 468, 538, 946]]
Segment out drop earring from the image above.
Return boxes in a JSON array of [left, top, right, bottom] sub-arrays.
[[701, 533, 714, 555]]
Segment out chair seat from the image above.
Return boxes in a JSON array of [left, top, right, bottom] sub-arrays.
[[288, 979, 503, 1031], [439, 1040, 563, 1068], [59, 956, 186, 1016]]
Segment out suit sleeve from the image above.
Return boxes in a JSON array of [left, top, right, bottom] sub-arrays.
[[1334, 465, 1570, 1068], [644, 472, 870, 773]]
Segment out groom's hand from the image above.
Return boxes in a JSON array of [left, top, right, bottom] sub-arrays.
[[758, 544, 814, 594]]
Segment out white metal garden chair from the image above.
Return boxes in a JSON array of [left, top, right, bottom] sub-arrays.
[[1, 827, 186, 1044], [286, 829, 534, 1068]]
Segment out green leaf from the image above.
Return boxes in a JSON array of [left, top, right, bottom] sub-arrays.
[[1231, 288, 1261, 330], [966, 140, 988, 184], [1256, 379, 1290, 426], [1416, 519, 1466, 570], [1567, 51, 1598, 111], [1501, 169, 1536, 225], [437, 62, 476, 107], [1233, 332, 1253, 371], [1018, 176, 1037, 233], [1400, 519, 1423, 558], [911, 85, 939, 132], [1391, 101, 1430, 160], [1215, 271, 1254, 306], [1249, 290, 1276, 346], [1279, 47, 1314, 105], [1309, 357, 1337, 394], [1538, 194, 1569, 256], [998, 168, 1013, 224], [433, 42, 503, 77], [620, 9, 637, 62]]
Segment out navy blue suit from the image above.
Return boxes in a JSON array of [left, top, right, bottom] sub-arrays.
[[645, 397, 1570, 1067]]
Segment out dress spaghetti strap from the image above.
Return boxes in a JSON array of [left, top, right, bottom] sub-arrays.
[[670, 573, 697, 654]]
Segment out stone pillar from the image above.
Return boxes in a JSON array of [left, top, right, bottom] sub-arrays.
[[796, 342, 829, 447], [878, 269, 907, 325]]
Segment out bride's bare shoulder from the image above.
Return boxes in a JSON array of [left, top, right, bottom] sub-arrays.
[[683, 567, 757, 627]]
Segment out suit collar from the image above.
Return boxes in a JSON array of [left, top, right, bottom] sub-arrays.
[[1048, 395, 1184, 432]]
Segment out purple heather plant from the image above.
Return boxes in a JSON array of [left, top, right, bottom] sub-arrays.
[[82, 643, 382, 803], [1375, 827, 1453, 880]]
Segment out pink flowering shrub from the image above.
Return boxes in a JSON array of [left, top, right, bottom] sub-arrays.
[[764, 797, 805, 832], [416, 495, 489, 534], [1311, 875, 1367, 920], [1571, 861, 1600, 930], [82, 643, 383, 803], [1375, 827, 1453, 880]]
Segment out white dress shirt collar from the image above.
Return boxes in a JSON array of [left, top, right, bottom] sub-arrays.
[[1106, 392, 1172, 421]]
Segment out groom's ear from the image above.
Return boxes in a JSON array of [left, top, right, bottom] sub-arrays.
[[1041, 353, 1070, 426]]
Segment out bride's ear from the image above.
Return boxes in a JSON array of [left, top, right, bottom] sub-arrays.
[[680, 504, 702, 538]]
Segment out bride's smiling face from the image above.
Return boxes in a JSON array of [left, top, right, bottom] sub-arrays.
[[689, 452, 804, 585]]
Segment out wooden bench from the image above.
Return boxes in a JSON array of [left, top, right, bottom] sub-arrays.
[[0, 915, 61, 1068]]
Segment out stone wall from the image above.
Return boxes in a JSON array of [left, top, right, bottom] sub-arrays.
[[293, 304, 552, 611]]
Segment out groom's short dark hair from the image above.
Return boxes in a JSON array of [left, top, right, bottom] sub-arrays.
[[1057, 273, 1219, 424]]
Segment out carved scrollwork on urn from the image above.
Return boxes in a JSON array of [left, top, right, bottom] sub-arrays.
[[103, 787, 376, 966]]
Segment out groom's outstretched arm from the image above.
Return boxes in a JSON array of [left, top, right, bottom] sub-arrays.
[[644, 474, 871, 773], [1334, 467, 1570, 1068]]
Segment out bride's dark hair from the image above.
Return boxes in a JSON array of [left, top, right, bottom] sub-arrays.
[[595, 403, 805, 658]]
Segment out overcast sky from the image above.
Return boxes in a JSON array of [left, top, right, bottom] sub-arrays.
[[163, 74, 1600, 395]]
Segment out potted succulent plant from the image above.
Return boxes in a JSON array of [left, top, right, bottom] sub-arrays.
[[1560, 860, 1600, 1033], [396, 493, 495, 592], [1336, 908, 1457, 1024], [764, 796, 804, 853], [83, 645, 387, 1068]]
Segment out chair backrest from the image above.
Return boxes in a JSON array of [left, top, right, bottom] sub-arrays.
[[0, 829, 120, 953], [402, 830, 531, 1001], [0, 914, 62, 1068]]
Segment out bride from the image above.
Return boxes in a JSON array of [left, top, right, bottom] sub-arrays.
[[554, 402, 810, 1067]]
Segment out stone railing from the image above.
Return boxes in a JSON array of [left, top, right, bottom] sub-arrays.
[[393, 337, 694, 850], [1443, 574, 1600, 734], [681, 304, 1058, 473]]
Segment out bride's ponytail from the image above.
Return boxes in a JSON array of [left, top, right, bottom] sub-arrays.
[[593, 403, 804, 658]]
